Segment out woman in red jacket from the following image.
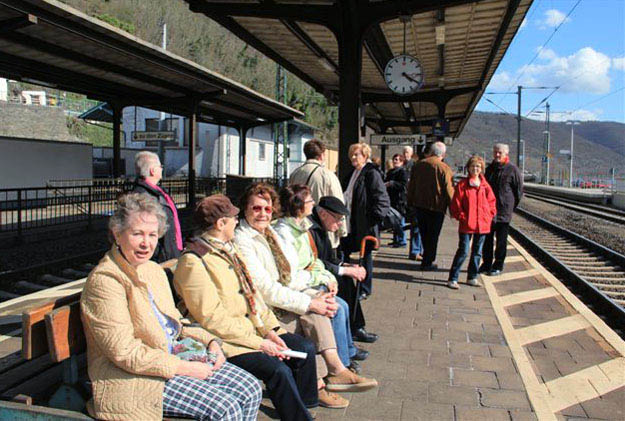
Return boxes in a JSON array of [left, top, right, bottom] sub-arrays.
[[447, 155, 497, 289]]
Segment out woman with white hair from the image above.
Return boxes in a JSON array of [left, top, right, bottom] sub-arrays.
[[341, 142, 390, 300], [80, 193, 262, 420], [133, 150, 182, 262]]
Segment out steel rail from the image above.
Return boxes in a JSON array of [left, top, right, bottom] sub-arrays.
[[511, 208, 625, 332], [524, 193, 625, 224]]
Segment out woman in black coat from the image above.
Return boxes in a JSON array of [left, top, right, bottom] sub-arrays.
[[341, 143, 390, 298], [385, 154, 409, 247]]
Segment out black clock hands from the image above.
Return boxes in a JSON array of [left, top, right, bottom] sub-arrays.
[[402, 72, 420, 84]]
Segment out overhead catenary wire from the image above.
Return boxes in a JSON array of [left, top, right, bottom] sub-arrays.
[[497, 0, 583, 105]]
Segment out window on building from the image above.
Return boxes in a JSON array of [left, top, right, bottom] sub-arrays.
[[259, 142, 266, 161], [145, 117, 179, 137]]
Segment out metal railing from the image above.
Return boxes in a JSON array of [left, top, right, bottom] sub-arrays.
[[0, 176, 280, 239]]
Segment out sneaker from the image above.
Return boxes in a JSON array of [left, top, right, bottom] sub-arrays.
[[488, 269, 502, 276], [447, 281, 459, 289], [467, 278, 479, 287], [318, 389, 349, 408], [348, 360, 362, 374], [325, 369, 378, 393]]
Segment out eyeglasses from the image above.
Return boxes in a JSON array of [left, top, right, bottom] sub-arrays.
[[251, 205, 273, 214]]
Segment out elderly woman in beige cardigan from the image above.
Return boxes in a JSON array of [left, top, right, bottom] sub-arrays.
[[80, 193, 261, 421]]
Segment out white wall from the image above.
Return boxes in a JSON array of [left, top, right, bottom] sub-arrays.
[[0, 78, 7, 102], [0, 137, 92, 188]]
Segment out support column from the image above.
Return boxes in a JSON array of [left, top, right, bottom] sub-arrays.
[[238, 126, 247, 176], [435, 99, 447, 143], [188, 102, 198, 208], [517, 85, 522, 167], [111, 103, 122, 178], [337, 0, 363, 179]]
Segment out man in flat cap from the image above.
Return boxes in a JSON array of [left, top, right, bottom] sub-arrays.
[[308, 196, 379, 348]]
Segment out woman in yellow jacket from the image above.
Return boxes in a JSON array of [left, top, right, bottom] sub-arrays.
[[81, 193, 261, 420], [174, 194, 318, 421]]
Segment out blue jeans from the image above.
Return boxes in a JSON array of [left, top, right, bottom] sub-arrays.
[[409, 221, 423, 256], [448, 233, 486, 283], [331, 296, 357, 366], [392, 216, 407, 246]]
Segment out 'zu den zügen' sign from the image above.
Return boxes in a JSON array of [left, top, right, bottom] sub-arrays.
[[370, 134, 426, 146]]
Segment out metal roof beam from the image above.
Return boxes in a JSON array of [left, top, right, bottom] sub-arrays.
[[364, 0, 489, 27], [280, 20, 338, 74], [186, 1, 336, 27], [0, 13, 37, 34], [210, 97, 277, 121], [367, 114, 464, 128], [362, 86, 477, 104]]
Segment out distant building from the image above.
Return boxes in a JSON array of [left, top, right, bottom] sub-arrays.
[[0, 78, 6, 102], [82, 104, 315, 178]]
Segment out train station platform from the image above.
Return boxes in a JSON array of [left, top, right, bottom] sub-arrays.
[[0, 219, 622, 420], [276, 220, 624, 421]]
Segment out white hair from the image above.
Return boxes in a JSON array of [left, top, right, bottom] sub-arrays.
[[108, 193, 168, 241], [403, 146, 413, 155], [494, 143, 509, 155], [430, 141, 446, 157], [134, 151, 160, 178]]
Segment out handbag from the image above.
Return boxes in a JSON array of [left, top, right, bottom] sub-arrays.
[[380, 206, 403, 232]]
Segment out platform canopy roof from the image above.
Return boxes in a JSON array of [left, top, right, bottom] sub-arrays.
[[184, 0, 532, 136], [0, 0, 303, 128]]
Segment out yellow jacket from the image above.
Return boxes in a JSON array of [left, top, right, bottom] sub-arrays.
[[80, 246, 216, 420], [173, 235, 284, 358]]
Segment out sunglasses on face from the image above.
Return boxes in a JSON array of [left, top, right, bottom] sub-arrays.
[[252, 205, 273, 214]]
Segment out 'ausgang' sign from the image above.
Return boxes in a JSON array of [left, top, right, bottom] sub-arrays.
[[370, 134, 426, 146]]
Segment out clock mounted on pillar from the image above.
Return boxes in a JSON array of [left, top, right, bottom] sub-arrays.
[[384, 54, 424, 95]]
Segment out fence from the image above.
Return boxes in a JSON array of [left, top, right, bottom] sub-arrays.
[[0, 177, 249, 239]]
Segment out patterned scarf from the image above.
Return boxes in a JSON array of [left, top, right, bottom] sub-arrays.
[[262, 229, 292, 287], [198, 237, 265, 330]]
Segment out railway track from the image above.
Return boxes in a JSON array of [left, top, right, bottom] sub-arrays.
[[524, 192, 625, 225], [511, 208, 625, 330], [0, 248, 107, 302]]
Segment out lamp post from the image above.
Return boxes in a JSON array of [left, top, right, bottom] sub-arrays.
[[566, 120, 580, 187]]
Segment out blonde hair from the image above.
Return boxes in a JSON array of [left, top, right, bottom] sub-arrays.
[[466, 155, 486, 172], [348, 142, 372, 159]]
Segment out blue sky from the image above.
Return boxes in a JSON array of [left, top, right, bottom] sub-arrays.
[[476, 0, 625, 123]]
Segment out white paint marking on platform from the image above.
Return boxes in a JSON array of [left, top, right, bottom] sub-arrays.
[[516, 314, 590, 346], [500, 287, 560, 307], [483, 268, 541, 283]]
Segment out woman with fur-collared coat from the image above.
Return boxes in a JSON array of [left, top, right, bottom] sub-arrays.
[[80, 193, 261, 421]]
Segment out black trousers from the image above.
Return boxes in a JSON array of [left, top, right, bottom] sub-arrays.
[[336, 274, 366, 331], [482, 222, 510, 271], [416, 208, 446, 267], [228, 333, 317, 421]]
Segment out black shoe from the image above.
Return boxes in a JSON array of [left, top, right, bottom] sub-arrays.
[[420, 263, 438, 271], [409, 253, 417, 260], [348, 360, 362, 374], [352, 347, 369, 361], [352, 328, 379, 343], [478, 265, 491, 273], [488, 269, 502, 276]]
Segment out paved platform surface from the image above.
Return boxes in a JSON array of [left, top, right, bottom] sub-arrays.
[[259, 219, 624, 420]]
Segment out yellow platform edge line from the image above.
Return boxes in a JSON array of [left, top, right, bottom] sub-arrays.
[[482, 276, 558, 421], [516, 314, 590, 346], [507, 237, 625, 357], [500, 287, 560, 307], [483, 268, 541, 283], [542, 358, 625, 412]]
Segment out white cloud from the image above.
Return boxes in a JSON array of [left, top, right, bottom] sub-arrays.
[[487, 71, 514, 90], [613, 57, 625, 71], [540, 9, 571, 28], [516, 47, 612, 94], [549, 109, 602, 122]]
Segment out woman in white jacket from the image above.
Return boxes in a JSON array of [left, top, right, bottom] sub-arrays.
[[234, 183, 377, 408]]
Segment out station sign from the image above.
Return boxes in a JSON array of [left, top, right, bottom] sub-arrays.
[[132, 131, 176, 142], [432, 118, 449, 136], [370, 134, 426, 146]]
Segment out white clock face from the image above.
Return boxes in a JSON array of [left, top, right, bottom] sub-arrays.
[[384, 54, 424, 95]]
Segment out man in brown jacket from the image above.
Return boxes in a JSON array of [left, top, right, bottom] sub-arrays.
[[407, 141, 454, 270]]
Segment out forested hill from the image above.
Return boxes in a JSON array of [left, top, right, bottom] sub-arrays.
[[55, 1, 623, 179], [448, 112, 624, 179]]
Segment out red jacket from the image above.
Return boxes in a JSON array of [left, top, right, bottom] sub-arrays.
[[450, 175, 497, 234]]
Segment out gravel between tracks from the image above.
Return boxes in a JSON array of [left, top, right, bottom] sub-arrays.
[[515, 197, 625, 256]]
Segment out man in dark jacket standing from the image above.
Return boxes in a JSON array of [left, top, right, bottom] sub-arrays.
[[132, 151, 182, 262], [309, 196, 379, 344], [479, 143, 523, 275], [407, 142, 454, 270]]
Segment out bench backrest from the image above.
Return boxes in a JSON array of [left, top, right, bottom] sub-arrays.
[[45, 301, 86, 363], [22, 292, 82, 360]]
